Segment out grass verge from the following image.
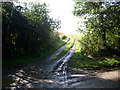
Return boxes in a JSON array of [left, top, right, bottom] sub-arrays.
[[68, 35, 120, 71], [3, 37, 69, 70]]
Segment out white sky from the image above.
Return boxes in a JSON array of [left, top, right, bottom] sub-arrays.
[[18, 0, 85, 35]]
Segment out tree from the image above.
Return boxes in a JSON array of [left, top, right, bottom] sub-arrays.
[[2, 2, 61, 59], [73, 1, 120, 56]]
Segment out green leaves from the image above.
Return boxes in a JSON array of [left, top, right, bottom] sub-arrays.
[[2, 2, 61, 59], [73, 1, 120, 56]]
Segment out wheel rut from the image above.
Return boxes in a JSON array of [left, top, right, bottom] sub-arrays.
[[4, 37, 78, 88], [4, 36, 119, 89]]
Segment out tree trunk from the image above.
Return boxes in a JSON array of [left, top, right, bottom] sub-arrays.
[[102, 29, 106, 49], [101, 13, 106, 50]]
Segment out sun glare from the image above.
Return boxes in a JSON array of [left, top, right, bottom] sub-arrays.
[[19, 0, 84, 35]]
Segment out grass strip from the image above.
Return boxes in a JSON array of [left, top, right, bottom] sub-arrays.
[[53, 36, 75, 61]]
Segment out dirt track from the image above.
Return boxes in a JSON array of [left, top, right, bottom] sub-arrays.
[[3, 37, 119, 89]]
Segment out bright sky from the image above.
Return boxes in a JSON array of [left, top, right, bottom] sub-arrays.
[[40, 0, 80, 35], [18, 0, 84, 35]]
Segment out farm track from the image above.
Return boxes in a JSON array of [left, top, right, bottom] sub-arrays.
[[3, 37, 119, 89]]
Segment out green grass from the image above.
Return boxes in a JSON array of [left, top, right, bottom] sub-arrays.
[[3, 37, 69, 69], [68, 35, 120, 71], [53, 36, 75, 61]]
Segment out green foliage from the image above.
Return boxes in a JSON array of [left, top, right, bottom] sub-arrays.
[[71, 2, 120, 71], [69, 35, 120, 70], [73, 1, 120, 57], [2, 2, 61, 61], [3, 37, 68, 68]]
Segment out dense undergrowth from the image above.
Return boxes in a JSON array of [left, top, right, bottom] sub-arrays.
[[3, 36, 69, 69], [69, 2, 120, 71], [2, 2, 66, 70], [69, 35, 120, 71]]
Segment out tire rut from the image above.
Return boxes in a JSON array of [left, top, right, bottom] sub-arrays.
[[3, 37, 72, 89]]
